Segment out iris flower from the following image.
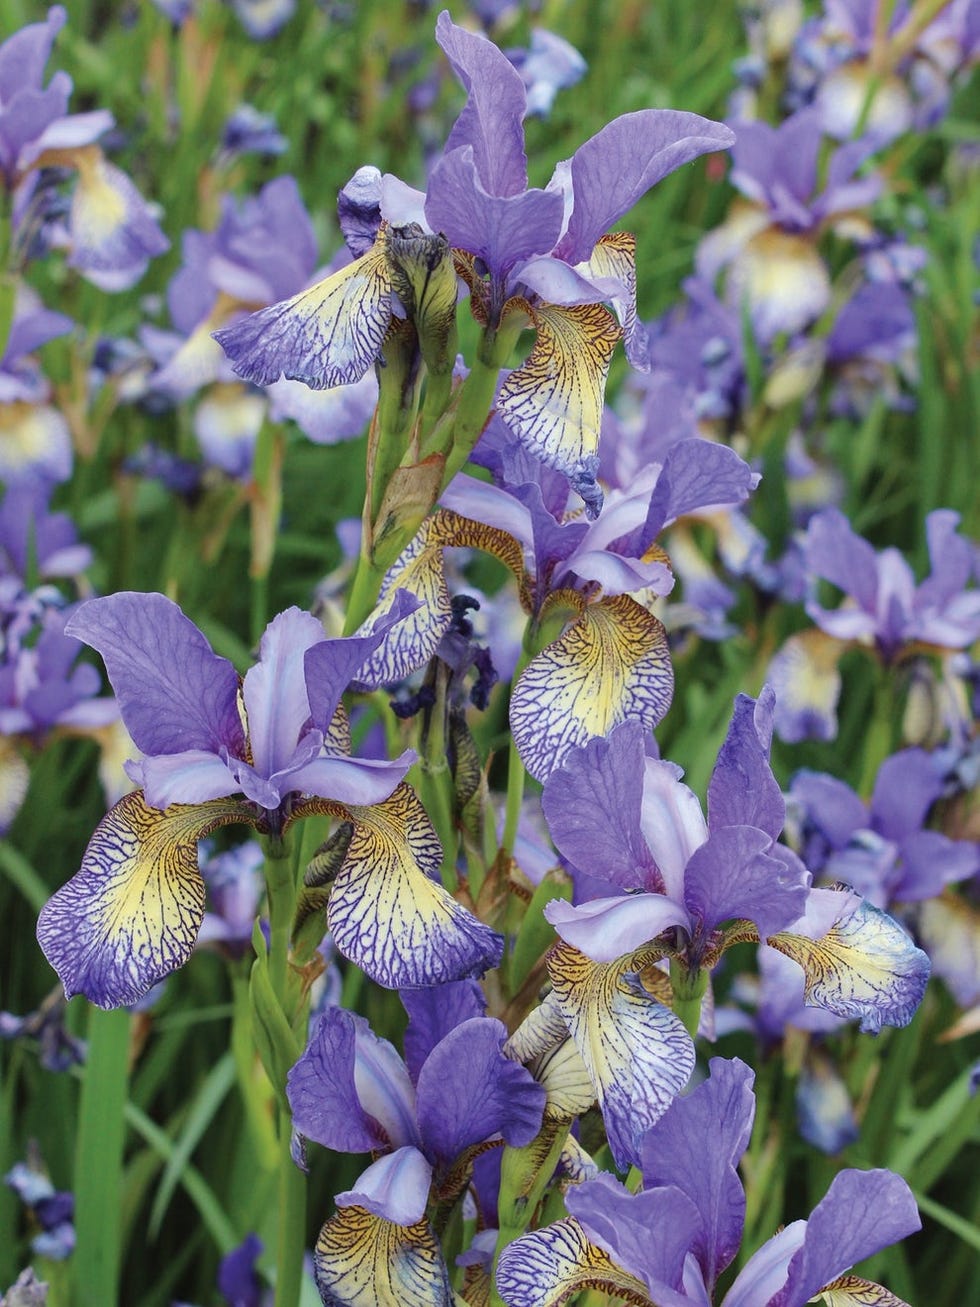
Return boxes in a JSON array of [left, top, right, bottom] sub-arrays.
[[496, 1057, 921, 1307], [36, 591, 502, 1006], [215, 11, 734, 509], [288, 984, 545, 1307], [508, 689, 929, 1168]]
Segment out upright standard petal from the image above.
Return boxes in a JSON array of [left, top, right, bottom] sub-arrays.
[[286, 1008, 416, 1155], [434, 10, 528, 197], [770, 1169, 920, 1307], [36, 791, 246, 1008], [243, 607, 326, 780], [548, 940, 695, 1169], [400, 980, 486, 1082], [511, 595, 673, 783], [541, 723, 659, 890], [327, 785, 503, 988], [707, 689, 784, 839], [214, 236, 391, 389], [640, 1057, 755, 1291], [557, 110, 736, 265], [415, 1018, 545, 1167], [66, 592, 244, 760]]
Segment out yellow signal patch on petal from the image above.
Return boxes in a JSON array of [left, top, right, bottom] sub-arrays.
[[547, 941, 695, 1170], [36, 791, 248, 1009], [576, 231, 641, 359], [817, 1273, 913, 1306], [495, 1218, 650, 1307], [768, 894, 930, 1034], [496, 301, 620, 477], [313, 1207, 453, 1307], [353, 520, 452, 687], [214, 231, 392, 390], [429, 508, 534, 612], [327, 784, 503, 988], [510, 594, 674, 781]]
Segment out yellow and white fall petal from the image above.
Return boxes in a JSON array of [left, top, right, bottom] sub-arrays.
[[547, 940, 695, 1169], [496, 301, 620, 480], [314, 1206, 453, 1307], [510, 594, 674, 781], [327, 785, 503, 988], [36, 790, 248, 1008]]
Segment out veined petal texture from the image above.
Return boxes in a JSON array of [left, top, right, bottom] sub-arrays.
[[36, 791, 246, 1008], [65, 592, 244, 758], [214, 237, 392, 389], [495, 1218, 675, 1307], [548, 940, 695, 1169], [327, 784, 503, 988], [511, 595, 673, 783], [768, 892, 930, 1033], [313, 1202, 451, 1307]]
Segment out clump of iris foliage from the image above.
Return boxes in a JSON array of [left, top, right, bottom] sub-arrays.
[[1, 1, 978, 1305]]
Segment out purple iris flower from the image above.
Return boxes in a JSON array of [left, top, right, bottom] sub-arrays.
[[696, 108, 880, 340], [1, 8, 168, 288], [1, 1269, 48, 1305], [287, 987, 545, 1301], [825, 277, 917, 416], [789, 750, 980, 908], [197, 839, 265, 955], [217, 1234, 265, 1307], [0, 293, 73, 488], [497, 1058, 921, 1306], [439, 430, 757, 779], [59, 591, 416, 820], [216, 13, 733, 508], [805, 508, 980, 658]]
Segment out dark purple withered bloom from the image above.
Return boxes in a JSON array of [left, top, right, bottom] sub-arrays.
[[217, 1234, 265, 1307], [0, 989, 86, 1072], [697, 108, 880, 341], [288, 988, 544, 1306], [497, 1058, 920, 1306]]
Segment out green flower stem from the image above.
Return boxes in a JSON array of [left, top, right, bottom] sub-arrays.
[[73, 1006, 130, 1307], [259, 830, 310, 1307], [500, 737, 527, 858], [440, 321, 523, 484], [669, 959, 708, 1039], [273, 1114, 307, 1307], [859, 666, 897, 795]]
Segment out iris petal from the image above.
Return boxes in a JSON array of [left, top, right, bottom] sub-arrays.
[[214, 235, 392, 389], [327, 784, 504, 988], [313, 1204, 452, 1307], [36, 791, 246, 1008], [497, 302, 620, 483], [495, 1218, 654, 1307], [768, 893, 930, 1033], [511, 594, 673, 782], [816, 1274, 913, 1305], [548, 940, 695, 1169]]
